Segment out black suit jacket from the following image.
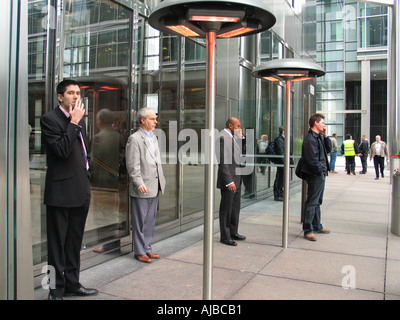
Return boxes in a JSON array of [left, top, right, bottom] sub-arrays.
[[216, 130, 242, 190], [40, 106, 91, 208]]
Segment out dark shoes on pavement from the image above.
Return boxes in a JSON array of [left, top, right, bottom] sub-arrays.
[[220, 233, 246, 246], [64, 286, 98, 297], [48, 285, 98, 300], [220, 239, 237, 246]]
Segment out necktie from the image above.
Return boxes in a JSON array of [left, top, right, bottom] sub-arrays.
[[79, 132, 89, 170]]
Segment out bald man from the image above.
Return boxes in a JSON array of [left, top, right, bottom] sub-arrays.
[[216, 117, 246, 246]]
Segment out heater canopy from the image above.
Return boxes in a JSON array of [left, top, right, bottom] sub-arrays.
[[148, 0, 276, 38], [252, 58, 326, 82]]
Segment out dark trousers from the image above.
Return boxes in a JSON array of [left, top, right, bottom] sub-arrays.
[[303, 174, 325, 235], [274, 167, 284, 198], [360, 155, 368, 173], [219, 189, 241, 241], [345, 156, 356, 174], [373, 155, 385, 178], [47, 205, 89, 297]]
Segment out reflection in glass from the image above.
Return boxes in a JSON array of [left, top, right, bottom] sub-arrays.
[[141, 26, 178, 227], [28, 0, 132, 264]]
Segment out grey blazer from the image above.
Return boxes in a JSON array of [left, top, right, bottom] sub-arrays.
[[126, 129, 166, 198]]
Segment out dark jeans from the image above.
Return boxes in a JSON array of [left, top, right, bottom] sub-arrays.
[[360, 155, 368, 173], [373, 155, 385, 178], [274, 167, 284, 198], [303, 174, 325, 235]]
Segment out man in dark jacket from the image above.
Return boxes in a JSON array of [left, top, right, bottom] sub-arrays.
[[273, 126, 285, 201], [358, 135, 369, 174], [299, 113, 331, 241], [40, 79, 98, 299]]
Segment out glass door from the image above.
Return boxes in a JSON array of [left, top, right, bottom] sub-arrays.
[[28, 0, 134, 266]]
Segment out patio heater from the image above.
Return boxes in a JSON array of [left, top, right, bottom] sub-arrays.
[[252, 58, 325, 249], [149, 0, 275, 299]]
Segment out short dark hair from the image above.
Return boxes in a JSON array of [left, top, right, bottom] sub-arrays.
[[56, 79, 81, 96], [346, 133, 351, 140], [309, 113, 325, 128]]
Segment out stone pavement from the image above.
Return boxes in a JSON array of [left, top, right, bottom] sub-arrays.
[[35, 156, 400, 301]]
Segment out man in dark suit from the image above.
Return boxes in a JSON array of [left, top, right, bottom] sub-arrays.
[[216, 117, 246, 246], [40, 79, 98, 300]]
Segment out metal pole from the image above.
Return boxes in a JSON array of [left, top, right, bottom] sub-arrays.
[[388, 2, 399, 176], [203, 30, 217, 300], [282, 80, 291, 248]]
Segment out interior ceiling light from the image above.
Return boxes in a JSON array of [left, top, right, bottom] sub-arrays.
[[101, 86, 119, 90]]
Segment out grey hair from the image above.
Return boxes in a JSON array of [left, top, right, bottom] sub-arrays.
[[137, 107, 153, 124]]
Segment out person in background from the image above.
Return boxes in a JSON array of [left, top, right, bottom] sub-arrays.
[[273, 126, 285, 201], [369, 135, 389, 180], [341, 134, 358, 175], [357, 134, 369, 174], [329, 133, 338, 173], [257, 134, 268, 175]]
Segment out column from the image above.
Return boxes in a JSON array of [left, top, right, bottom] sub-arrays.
[[361, 59, 371, 141]]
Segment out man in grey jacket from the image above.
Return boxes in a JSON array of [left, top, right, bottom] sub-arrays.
[[126, 108, 166, 263], [370, 135, 389, 180]]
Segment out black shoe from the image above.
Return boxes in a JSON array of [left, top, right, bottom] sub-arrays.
[[274, 197, 283, 201], [220, 239, 237, 246], [231, 233, 246, 241], [48, 292, 63, 300], [381, 174, 384, 178], [375, 177, 379, 180], [64, 286, 98, 297]]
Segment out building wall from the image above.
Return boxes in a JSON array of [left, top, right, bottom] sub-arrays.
[[3, 0, 318, 297], [316, 0, 388, 146], [1, 0, 34, 300]]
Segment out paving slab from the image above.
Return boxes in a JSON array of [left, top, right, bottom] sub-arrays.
[[231, 274, 383, 300], [259, 248, 385, 292]]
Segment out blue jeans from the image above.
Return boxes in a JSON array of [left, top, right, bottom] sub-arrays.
[[303, 174, 325, 235], [330, 152, 337, 171]]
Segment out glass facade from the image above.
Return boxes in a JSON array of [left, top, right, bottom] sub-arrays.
[[25, 0, 316, 282], [316, 0, 346, 145], [316, 0, 388, 145]]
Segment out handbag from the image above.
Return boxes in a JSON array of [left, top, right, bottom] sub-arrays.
[[295, 157, 304, 179]]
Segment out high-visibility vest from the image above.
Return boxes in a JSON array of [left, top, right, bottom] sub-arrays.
[[343, 140, 356, 156]]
